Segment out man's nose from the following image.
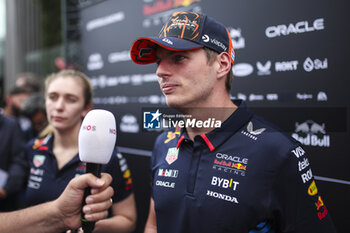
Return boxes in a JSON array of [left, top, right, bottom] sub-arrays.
[[156, 61, 171, 80]]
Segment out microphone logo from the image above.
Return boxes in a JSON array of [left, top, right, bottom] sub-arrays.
[[82, 125, 96, 131], [109, 128, 116, 135]]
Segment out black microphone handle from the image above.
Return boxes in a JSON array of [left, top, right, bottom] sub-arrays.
[[81, 163, 102, 233]]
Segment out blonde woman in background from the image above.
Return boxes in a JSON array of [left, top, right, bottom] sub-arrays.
[[23, 70, 136, 233]]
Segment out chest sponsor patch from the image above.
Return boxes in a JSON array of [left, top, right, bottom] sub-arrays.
[[166, 147, 179, 165], [206, 189, 239, 203], [158, 168, 179, 178], [155, 180, 175, 188], [33, 155, 46, 168], [28, 180, 40, 189]]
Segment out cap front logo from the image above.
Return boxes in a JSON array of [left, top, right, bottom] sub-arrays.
[[162, 38, 173, 45], [160, 12, 202, 41]]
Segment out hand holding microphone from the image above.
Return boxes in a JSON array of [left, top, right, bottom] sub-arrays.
[[78, 109, 117, 233]]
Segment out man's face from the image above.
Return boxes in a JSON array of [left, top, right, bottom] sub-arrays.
[[156, 47, 217, 110], [8, 93, 30, 116], [31, 111, 48, 133]]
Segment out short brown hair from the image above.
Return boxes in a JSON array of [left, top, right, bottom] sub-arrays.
[[203, 47, 233, 93]]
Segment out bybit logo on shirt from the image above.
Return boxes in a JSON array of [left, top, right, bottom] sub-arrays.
[[211, 176, 239, 191]]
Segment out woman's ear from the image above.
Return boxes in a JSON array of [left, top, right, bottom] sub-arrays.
[[81, 103, 93, 118], [217, 52, 232, 80]]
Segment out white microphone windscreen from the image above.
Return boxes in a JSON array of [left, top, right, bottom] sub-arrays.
[[79, 109, 117, 164]]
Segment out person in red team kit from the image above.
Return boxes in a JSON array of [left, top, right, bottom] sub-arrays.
[[21, 70, 137, 233], [130, 11, 337, 233]]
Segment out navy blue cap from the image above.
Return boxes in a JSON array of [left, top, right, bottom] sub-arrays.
[[130, 11, 235, 65]]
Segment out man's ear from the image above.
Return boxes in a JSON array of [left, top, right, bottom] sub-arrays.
[[217, 52, 231, 80]]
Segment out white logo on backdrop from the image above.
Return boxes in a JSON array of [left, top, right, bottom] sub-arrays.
[[303, 57, 328, 72], [93, 95, 166, 105], [86, 11, 125, 31], [265, 18, 325, 38], [232, 63, 254, 77], [266, 93, 278, 101], [296, 93, 313, 100], [292, 120, 330, 147], [317, 92, 328, 101], [256, 61, 271, 76], [90, 73, 158, 89], [275, 60, 298, 72], [87, 53, 103, 71], [249, 94, 264, 102], [237, 93, 247, 101], [229, 27, 245, 49], [108, 50, 131, 63], [120, 114, 139, 133]]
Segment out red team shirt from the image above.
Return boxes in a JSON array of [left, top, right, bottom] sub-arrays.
[[150, 100, 336, 233]]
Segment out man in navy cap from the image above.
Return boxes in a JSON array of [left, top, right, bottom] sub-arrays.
[[130, 11, 336, 233]]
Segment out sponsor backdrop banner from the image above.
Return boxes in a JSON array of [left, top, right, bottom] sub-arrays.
[[80, 0, 349, 232]]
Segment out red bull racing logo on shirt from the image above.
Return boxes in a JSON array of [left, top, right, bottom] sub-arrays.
[[306, 180, 328, 220], [315, 195, 328, 220], [212, 153, 248, 176]]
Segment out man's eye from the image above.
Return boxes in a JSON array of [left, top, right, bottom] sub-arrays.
[[174, 55, 185, 62]]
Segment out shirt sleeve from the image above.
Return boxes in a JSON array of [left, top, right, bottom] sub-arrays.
[[104, 150, 133, 202], [271, 145, 337, 233], [4, 120, 29, 195], [150, 134, 163, 198]]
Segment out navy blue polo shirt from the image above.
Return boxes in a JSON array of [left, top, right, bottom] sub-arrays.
[[151, 100, 336, 233], [24, 133, 133, 207]]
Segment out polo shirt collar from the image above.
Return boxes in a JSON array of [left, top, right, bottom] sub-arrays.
[[177, 100, 254, 151], [35, 133, 81, 169]]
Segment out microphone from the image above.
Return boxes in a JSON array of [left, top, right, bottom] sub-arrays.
[[78, 109, 117, 233]]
